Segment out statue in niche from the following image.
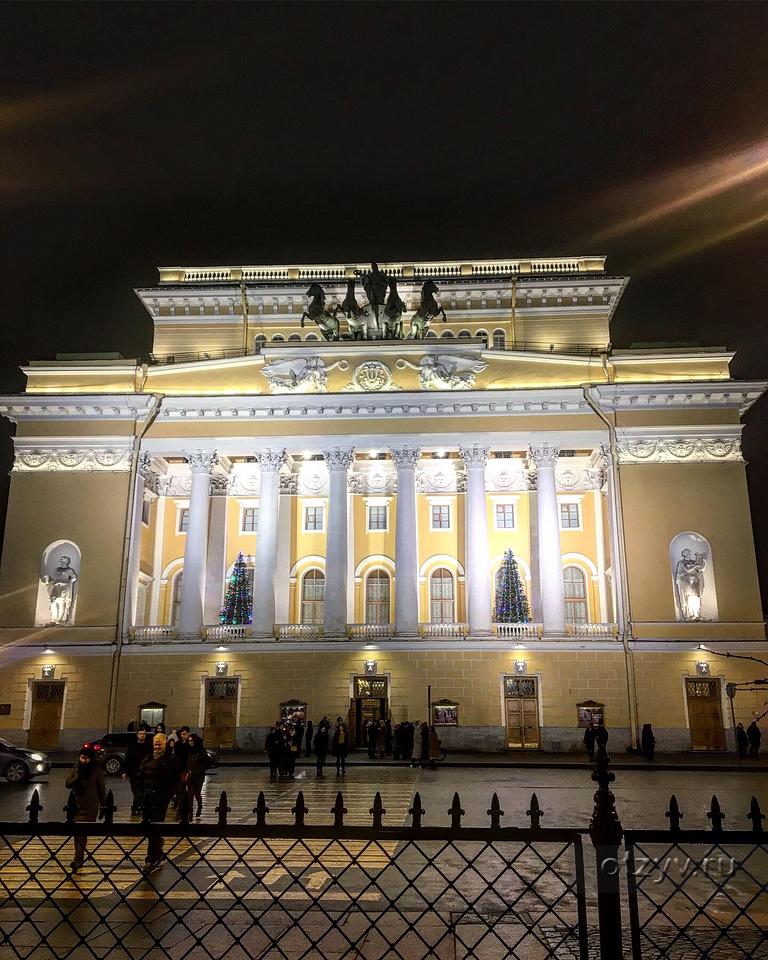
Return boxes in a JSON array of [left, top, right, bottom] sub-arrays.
[[409, 280, 447, 339], [300, 283, 340, 341], [42, 556, 78, 624], [674, 548, 707, 621]]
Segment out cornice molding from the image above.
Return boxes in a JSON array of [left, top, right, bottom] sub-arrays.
[[0, 395, 155, 422]]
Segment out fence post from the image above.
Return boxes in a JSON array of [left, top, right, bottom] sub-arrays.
[[447, 793, 464, 830], [253, 791, 270, 826], [370, 791, 386, 829], [748, 796, 765, 834], [26, 789, 42, 824], [409, 792, 425, 829], [331, 792, 347, 829], [487, 793, 504, 830], [589, 747, 624, 958]]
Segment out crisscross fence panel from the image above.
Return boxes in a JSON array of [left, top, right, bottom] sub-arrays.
[[0, 791, 589, 960]]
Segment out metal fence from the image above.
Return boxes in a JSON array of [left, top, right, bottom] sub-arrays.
[[0, 755, 766, 959]]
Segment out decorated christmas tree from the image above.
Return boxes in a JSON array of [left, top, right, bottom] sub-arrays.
[[219, 552, 253, 625], [494, 548, 531, 623]]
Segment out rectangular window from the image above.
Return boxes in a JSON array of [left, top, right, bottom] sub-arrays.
[[560, 502, 580, 529], [304, 506, 324, 532], [368, 505, 388, 531], [431, 504, 451, 530], [178, 507, 190, 533], [141, 498, 151, 525], [241, 507, 259, 532], [495, 503, 515, 529]]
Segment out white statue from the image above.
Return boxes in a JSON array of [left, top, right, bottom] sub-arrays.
[[42, 555, 78, 624], [261, 356, 327, 394], [674, 548, 707, 621], [418, 354, 487, 390]]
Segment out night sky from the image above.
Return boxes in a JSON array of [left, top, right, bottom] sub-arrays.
[[2, 3, 768, 605]]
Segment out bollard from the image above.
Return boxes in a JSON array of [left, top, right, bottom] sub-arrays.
[[331, 792, 347, 829], [26, 789, 42, 824], [216, 791, 231, 827], [253, 791, 270, 826], [526, 793, 543, 830], [487, 793, 504, 830], [588, 748, 624, 959], [370, 792, 386, 829], [748, 796, 765, 834], [409, 792, 425, 829]]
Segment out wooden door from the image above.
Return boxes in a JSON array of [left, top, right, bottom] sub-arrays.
[[686, 679, 726, 750], [505, 677, 540, 749], [203, 679, 238, 749], [28, 681, 65, 750]]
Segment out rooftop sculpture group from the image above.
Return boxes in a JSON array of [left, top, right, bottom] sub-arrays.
[[300, 263, 447, 341]]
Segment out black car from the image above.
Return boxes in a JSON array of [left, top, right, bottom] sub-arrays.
[[89, 733, 218, 776], [0, 737, 52, 783]]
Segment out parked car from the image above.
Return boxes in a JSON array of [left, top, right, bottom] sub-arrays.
[[0, 737, 52, 783], [88, 733, 218, 776]]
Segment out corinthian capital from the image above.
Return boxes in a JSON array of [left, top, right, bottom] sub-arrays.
[[458, 444, 489, 468], [185, 450, 219, 474], [254, 448, 287, 473], [323, 447, 355, 471], [391, 447, 422, 470], [527, 443, 560, 469]]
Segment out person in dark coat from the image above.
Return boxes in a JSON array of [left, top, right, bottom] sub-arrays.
[[583, 725, 597, 762], [385, 719, 393, 757], [65, 745, 107, 872], [305, 720, 314, 758], [265, 726, 282, 778], [595, 723, 609, 754], [123, 727, 153, 815], [184, 734, 212, 819], [139, 733, 178, 871], [171, 726, 192, 809], [736, 722, 749, 759], [294, 718, 305, 758], [640, 723, 656, 761], [419, 721, 430, 767], [748, 721, 762, 758], [405, 722, 415, 762], [313, 722, 329, 777], [367, 720, 377, 759], [332, 717, 349, 775]]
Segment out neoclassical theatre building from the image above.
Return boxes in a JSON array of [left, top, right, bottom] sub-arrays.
[[0, 255, 765, 753]]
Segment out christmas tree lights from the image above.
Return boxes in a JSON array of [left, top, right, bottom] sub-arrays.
[[219, 552, 253, 625], [494, 548, 531, 623]]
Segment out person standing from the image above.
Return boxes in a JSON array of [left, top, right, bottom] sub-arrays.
[[65, 746, 106, 873], [640, 723, 656, 761], [184, 734, 212, 819], [332, 716, 349, 775], [419, 721, 430, 768], [140, 733, 178, 873], [313, 721, 329, 778], [411, 722, 422, 768], [123, 727, 152, 815], [595, 722, 609, 754], [367, 720, 377, 760], [385, 719, 393, 757], [736, 722, 749, 759], [171, 726, 192, 809], [748, 720, 762, 758], [265, 726, 282, 779], [294, 717, 305, 758], [583, 725, 597, 763], [305, 720, 314, 758]]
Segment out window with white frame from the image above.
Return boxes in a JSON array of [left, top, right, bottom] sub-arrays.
[[495, 503, 515, 529], [367, 505, 388, 531], [170, 572, 183, 625], [430, 568, 455, 623], [431, 504, 451, 530], [177, 507, 190, 533], [365, 570, 390, 624], [563, 566, 588, 624], [304, 505, 324, 532], [560, 502, 581, 529], [301, 569, 325, 624], [241, 506, 259, 532], [492, 329, 506, 349]]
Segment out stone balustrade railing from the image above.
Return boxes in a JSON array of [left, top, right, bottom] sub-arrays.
[[493, 622, 544, 639], [347, 623, 392, 639], [420, 622, 470, 639], [130, 626, 176, 642], [275, 623, 323, 640], [205, 624, 254, 642], [568, 622, 619, 638]]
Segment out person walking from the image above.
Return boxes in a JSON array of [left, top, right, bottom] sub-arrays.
[[313, 721, 329, 777], [140, 733, 178, 873], [748, 720, 762, 758], [171, 726, 192, 809], [736, 722, 749, 759], [640, 723, 656, 761], [184, 734, 212, 819], [65, 745, 106, 873], [305, 720, 314, 758], [265, 726, 282, 779], [332, 716, 349, 775], [595, 722, 609, 754], [123, 726, 152, 815], [583, 725, 597, 762]]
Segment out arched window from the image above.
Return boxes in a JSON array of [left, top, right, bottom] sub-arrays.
[[254, 334, 267, 352], [440, 330, 454, 339], [272, 334, 285, 342], [430, 568, 455, 623], [301, 569, 325, 624], [425, 330, 437, 339], [492, 329, 506, 350], [171, 572, 184, 626], [563, 566, 588, 624], [476, 329, 488, 344], [458, 329, 472, 339], [365, 570, 391, 625], [288, 333, 301, 342], [305, 333, 319, 341]]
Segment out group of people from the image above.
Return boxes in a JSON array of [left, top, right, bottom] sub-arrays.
[[265, 716, 350, 777], [736, 720, 762, 758]]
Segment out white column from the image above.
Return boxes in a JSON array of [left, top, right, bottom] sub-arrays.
[[125, 455, 152, 629], [274, 485, 293, 624], [149, 496, 166, 624], [203, 484, 229, 624], [346, 484, 355, 624], [459, 445, 492, 635], [252, 449, 286, 635], [392, 447, 421, 636], [323, 447, 354, 636], [178, 450, 218, 637], [529, 444, 566, 636], [592, 486, 609, 623]]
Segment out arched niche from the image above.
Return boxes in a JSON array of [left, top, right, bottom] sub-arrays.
[[35, 540, 81, 626], [670, 532, 718, 622]]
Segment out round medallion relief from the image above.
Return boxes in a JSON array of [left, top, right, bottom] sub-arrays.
[[353, 361, 392, 392]]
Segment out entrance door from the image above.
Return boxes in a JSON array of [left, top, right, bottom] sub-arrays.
[[351, 676, 389, 748], [686, 678, 726, 750], [504, 676, 540, 749], [204, 679, 239, 749], [28, 681, 65, 750]]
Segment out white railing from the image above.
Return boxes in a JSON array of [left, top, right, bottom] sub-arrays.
[[493, 622, 543, 640], [568, 623, 619, 638], [130, 625, 176, 642], [347, 623, 392, 639], [205, 624, 254, 641], [420, 622, 470, 639], [275, 623, 323, 640]]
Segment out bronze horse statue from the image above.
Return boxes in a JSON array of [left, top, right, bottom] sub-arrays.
[[300, 283, 340, 341], [338, 279, 367, 340], [383, 277, 406, 339], [409, 279, 447, 339]]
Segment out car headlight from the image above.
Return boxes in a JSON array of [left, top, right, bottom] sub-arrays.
[[36, 764, 45, 772], [29, 753, 45, 762]]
